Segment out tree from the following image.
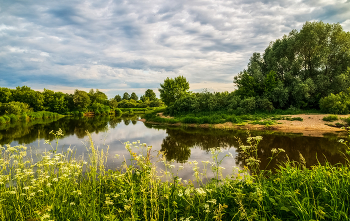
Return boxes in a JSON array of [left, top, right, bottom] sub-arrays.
[[122, 92, 130, 100], [130, 92, 138, 101], [144, 89, 157, 101], [159, 75, 190, 106], [114, 95, 122, 102], [0, 87, 12, 103], [73, 90, 91, 110], [12, 86, 45, 111], [234, 21, 350, 109], [43, 89, 68, 113]]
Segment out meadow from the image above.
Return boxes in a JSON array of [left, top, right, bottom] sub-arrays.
[[1, 129, 350, 220]]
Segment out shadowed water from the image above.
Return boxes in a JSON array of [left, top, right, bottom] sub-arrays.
[[1, 115, 349, 181]]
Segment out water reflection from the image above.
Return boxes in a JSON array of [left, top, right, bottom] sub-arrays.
[[1, 115, 349, 174]]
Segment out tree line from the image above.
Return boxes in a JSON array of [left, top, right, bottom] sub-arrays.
[[0, 86, 163, 116], [158, 21, 350, 115]]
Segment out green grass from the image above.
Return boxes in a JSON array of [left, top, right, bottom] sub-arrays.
[[323, 115, 339, 122], [1, 130, 350, 220]]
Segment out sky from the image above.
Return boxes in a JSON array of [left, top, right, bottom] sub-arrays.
[[1, 0, 350, 98]]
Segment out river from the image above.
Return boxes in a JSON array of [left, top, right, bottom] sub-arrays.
[[0, 114, 348, 181]]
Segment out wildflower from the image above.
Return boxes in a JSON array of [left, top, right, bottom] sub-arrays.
[[195, 188, 206, 196], [185, 188, 191, 196], [204, 204, 210, 212], [278, 148, 285, 152], [271, 148, 277, 154], [23, 186, 30, 190], [9, 191, 16, 195], [338, 139, 344, 143], [47, 183, 52, 187], [207, 199, 217, 204], [44, 140, 50, 144], [178, 190, 183, 197], [67, 147, 72, 152], [70, 202, 75, 206], [52, 178, 58, 182], [42, 214, 50, 219], [30, 192, 35, 197], [226, 152, 234, 158], [169, 165, 175, 169], [179, 165, 184, 170]]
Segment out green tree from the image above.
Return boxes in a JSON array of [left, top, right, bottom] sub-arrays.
[[144, 89, 157, 101], [73, 90, 91, 110], [130, 92, 138, 101], [234, 21, 350, 109], [122, 92, 130, 100], [159, 75, 190, 106], [0, 87, 12, 103], [43, 89, 68, 113], [12, 86, 45, 111], [114, 95, 122, 102]]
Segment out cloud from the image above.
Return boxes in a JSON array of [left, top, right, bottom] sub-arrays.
[[0, 0, 349, 98]]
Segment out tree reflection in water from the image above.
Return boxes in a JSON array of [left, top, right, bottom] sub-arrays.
[[1, 115, 349, 171]]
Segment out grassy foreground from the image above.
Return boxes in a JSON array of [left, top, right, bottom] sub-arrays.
[[0, 130, 350, 220]]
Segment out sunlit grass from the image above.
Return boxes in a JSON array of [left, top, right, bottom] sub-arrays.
[[0, 129, 350, 220]]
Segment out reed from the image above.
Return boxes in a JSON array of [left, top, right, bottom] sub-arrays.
[[0, 130, 349, 220]]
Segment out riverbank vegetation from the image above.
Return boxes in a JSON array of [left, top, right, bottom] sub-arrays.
[[1, 130, 350, 220], [0, 87, 164, 118], [150, 21, 350, 125]]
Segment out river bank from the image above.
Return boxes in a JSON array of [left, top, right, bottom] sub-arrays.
[[140, 113, 350, 137]]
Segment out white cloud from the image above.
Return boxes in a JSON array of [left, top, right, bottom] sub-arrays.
[[0, 0, 349, 98]]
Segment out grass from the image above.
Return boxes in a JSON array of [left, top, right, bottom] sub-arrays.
[[144, 111, 309, 126], [323, 115, 339, 122], [0, 111, 65, 126], [1, 129, 350, 220]]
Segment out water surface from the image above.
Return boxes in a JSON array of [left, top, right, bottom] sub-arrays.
[[1, 115, 348, 181]]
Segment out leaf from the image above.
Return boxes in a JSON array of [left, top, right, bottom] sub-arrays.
[[280, 206, 290, 212]]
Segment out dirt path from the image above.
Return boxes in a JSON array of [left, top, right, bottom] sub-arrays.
[[139, 114, 350, 137]]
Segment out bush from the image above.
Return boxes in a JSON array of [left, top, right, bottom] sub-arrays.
[[0, 117, 6, 125], [240, 97, 256, 113], [323, 115, 339, 122], [9, 114, 18, 122], [319, 93, 349, 114], [181, 116, 199, 124], [2, 115, 10, 123], [21, 113, 27, 121], [115, 108, 122, 116]]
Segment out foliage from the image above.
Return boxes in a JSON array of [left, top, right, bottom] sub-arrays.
[[11, 86, 45, 111], [234, 21, 350, 110], [43, 89, 68, 113], [319, 89, 350, 114], [0, 101, 31, 115], [1, 131, 350, 220], [89, 89, 108, 105], [73, 90, 91, 110], [130, 92, 138, 101], [114, 94, 122, 102], [159, 75, 190, 106], [0, 87, 12, 103], [122, 92, 131, 100], [323, 115, 339, 122], [142, 89, 157, 101]]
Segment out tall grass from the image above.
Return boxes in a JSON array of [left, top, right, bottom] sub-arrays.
[[1, 130, 350, 220]]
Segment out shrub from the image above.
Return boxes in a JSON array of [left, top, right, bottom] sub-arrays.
[[2, 115, 10, 123], [198, 116, 210, 124], [291, 117, 303, 121], [115, 108, 122, 116], [240, 97, 256, 113], [319, 93, 349, 114], [21, 113, 27, 121], [323, 115, 339, 122], [181, 116, 198, 124], [9, 114, 18, 122], [0, 117, 6, 125]]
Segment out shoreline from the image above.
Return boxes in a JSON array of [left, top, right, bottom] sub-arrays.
[[139, 114, 349, 137]]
